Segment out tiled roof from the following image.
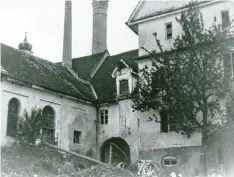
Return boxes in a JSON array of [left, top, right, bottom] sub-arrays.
[[71, 52, 106, 80], [92, 49, 138, 103], [1, 43, 96, 101]]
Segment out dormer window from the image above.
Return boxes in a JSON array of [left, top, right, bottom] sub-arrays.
[[119, 79, 129, 95]]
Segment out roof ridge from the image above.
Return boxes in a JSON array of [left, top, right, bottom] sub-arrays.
[[109, 49, 138, 57], [1, 43, 56, 65]]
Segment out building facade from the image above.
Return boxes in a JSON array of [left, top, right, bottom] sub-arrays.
[[1, 0, 234, 176]]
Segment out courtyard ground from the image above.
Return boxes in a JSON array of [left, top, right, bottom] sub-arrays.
[[1, 144, 136, 177]]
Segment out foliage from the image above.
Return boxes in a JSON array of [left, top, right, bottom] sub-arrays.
[[133, 1, 234, 139], [17, 107, 44, 145]]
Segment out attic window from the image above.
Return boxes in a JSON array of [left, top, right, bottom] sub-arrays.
[[119, 79, 129, 95], [165, 22, 172, 40]]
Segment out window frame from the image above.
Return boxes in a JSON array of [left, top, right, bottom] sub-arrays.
[[41, 106, 55, 143], [231, 52, 234, 77], [119, 79, 129, 95], [160, 111, 176, 133], [73, 130, 81, 144], [162, 155, 177, 167], [6, 98, 20, 137], [165, 22, 173, 40], [221, 10, 230, 28], [99, 109, 108, 125]]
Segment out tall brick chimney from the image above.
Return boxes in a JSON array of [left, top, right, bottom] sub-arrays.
[[92, 0, 109, 55], [62, 0, 72, 68]]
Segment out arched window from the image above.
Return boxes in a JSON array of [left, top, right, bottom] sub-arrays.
[[42, 106, 55, 143], [6, 98, 20, 137]]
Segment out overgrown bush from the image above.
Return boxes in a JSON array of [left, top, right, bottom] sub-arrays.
[[17, 107, 44, 145]]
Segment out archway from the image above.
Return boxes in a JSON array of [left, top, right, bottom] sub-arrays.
[[6, 98, 21, 137], [100, 137, 131, 165]]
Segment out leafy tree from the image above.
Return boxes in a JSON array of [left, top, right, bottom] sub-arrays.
[[17, 107, 44, 145], [132, 1, 234, 175]]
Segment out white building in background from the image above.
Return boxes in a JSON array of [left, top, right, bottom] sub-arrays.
[[1, 0, 234, 176]]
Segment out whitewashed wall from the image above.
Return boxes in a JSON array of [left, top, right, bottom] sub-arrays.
[[138, 1, 234, 56], [1, 80, 97, 156]]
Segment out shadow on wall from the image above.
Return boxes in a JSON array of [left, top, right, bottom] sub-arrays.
[[100, 137, 131, 165]]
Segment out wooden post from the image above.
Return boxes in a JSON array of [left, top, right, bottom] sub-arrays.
[[109, 143, 113, 164]]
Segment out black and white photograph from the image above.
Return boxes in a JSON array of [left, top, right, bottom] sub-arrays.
[[1, 0, 234, 177]]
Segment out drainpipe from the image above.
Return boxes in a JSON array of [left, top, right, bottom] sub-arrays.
[[95, 104, 100, 160]]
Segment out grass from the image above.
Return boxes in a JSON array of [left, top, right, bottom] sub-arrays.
[[1, 144, 136, 177], [1, 144, 88, 177]]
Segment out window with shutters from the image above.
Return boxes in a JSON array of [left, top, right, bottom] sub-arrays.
[[100, 109, 108, 124], [6, 98, 20, 137], [119, 79, 129, 95], [221, 10, 230, 28], [165, 22, 172, 40]]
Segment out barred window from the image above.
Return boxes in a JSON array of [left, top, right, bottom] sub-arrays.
[[100, 110, 108, 124]]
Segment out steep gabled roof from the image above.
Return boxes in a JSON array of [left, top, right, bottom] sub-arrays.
[[126, 0, 214, 34], [1, 43, 96, 101], [72, 51, 107, 80], [92, 49, 138, 103]]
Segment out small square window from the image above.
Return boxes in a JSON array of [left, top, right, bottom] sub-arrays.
[[221, 10, 230, 27], [100, 110, 108, 124], [73, 131, 81, 144], [165, 22, 172, 40]]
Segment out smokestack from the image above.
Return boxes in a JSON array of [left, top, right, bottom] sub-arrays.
[[62, 0, 72, 68], [92, 0, 109, 55]]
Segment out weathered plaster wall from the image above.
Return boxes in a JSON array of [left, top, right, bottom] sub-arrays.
[[138, 110, 202, 149], [139, 146, 201, 176], [1, 81, 97, 157], [98, 99, 139, 163], [138, 1, 234, 56], [98, 98, 201, 164]]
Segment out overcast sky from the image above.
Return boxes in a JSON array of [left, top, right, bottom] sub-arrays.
[[0, 0, 139, 62]]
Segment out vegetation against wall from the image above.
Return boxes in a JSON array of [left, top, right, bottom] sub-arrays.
[[132, 1, 234, 175]]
